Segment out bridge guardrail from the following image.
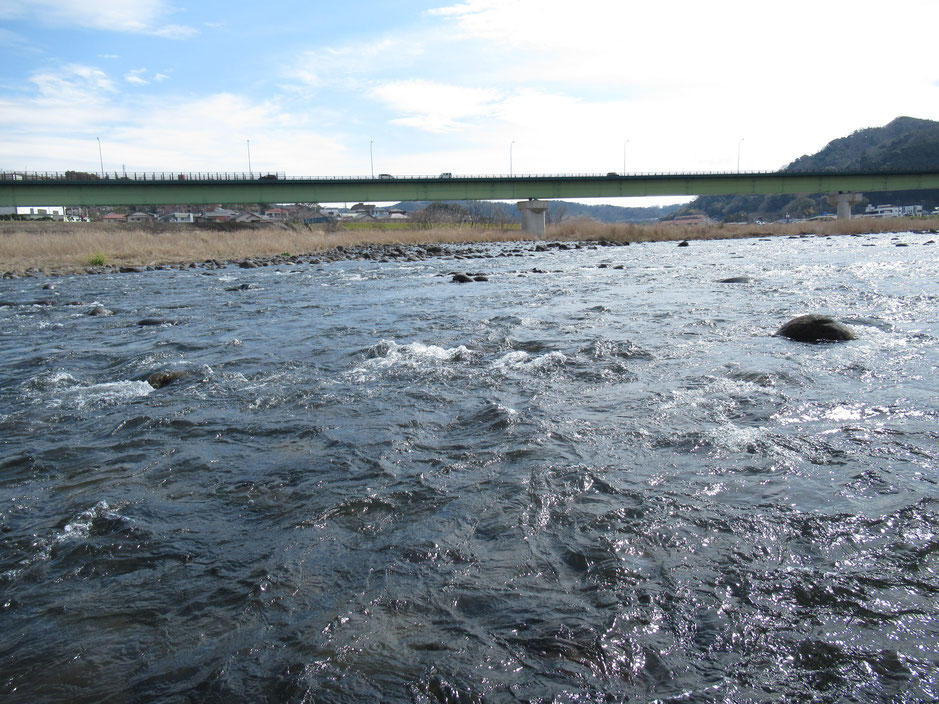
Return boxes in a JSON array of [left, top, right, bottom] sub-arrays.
[[3, 168, 938, 183]]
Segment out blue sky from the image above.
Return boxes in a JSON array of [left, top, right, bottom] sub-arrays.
[[1, 0, 937, 205]]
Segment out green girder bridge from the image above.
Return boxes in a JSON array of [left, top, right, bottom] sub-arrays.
[[3, 169, 938, 232]]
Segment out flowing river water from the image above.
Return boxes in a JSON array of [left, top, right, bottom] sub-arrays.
[[1, 232, 938, 702]]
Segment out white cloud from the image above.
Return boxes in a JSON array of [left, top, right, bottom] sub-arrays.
[[0, 74, 352, 177], [30, 64, 117, 102], [290, 38, 425, 87], [373, 80, 501, 133], [124, 69, 149, 85], [431, 0, 939, 92], [0, 0, 197, 38]]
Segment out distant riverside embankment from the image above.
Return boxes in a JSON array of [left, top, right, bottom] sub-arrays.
[[1, 217, 937, 277]]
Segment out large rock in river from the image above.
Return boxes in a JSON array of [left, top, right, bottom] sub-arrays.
[[776, 314, 855, 343], [145, 370, 190, 389]]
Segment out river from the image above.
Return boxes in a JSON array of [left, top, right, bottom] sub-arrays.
[[1, 232, 937, 702]]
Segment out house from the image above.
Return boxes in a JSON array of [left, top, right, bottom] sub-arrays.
[[127, 211, 155, 223], [158, 212, 195, 223], [300, 206, 335, 224], [234, 211, 275, 224], [264, 207, 289, 220], [204, 207, 238, 223], [102, 213, 127, 222], [375, 208, 409, 221]]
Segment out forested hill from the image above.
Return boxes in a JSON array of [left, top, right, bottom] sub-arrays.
[[673, 116, 939, 222], [786, 116, 939, 172]]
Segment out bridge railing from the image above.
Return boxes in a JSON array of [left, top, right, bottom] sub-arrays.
[[2, 168, 934, 183], [1, 169, 794, 183]]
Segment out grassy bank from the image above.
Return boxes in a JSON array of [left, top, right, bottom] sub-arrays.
[[1, 217, 936, 275]]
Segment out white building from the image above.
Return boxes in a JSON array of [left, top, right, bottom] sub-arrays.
[[864, 204, 923, 218], [0, 205, 66, 220]]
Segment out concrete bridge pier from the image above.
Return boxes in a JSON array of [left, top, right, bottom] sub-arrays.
[[828, 192, 863, 220], [517, 199, 549, 236]]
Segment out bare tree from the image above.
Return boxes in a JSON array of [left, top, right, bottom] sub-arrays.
[[546, 202, 568, 226]]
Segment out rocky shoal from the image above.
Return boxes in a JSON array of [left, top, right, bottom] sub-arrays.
[[1, 239, 631, 279]]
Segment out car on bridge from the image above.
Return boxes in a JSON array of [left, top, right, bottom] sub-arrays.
[[378, 174, 394, 180]]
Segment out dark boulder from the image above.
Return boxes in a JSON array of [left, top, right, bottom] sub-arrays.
[[776, 314, 855, 343], [677, 240, 690, 247], [137, 318, 179, 326], [451, 273, 474, 283], [719, 276, 753, 284], [145, 370, 190, 389], [88, 305, 114, 316]]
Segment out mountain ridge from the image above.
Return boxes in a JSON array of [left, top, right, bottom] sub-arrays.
[[674, 116, 939, 221]]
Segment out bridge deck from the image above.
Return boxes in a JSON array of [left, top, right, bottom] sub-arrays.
[[2, 170, 938, 207]]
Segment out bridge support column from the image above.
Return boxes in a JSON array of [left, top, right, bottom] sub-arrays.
[[517, 199, 549, 237], [827, 192, 863, 220]]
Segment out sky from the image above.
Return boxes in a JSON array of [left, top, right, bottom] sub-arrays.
[[1, 0, 937, 206]]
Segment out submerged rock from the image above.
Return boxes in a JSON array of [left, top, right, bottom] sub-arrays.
[[88, 305, 114, 316], [451, 273, 474, 283], [719, 276, 753, 284], [776, 314, 855, 343], [677, 240, 690, 247], [137, 318, 179, 326]]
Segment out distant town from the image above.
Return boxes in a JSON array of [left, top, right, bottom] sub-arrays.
[[0, 202, 414, 225], [2, 200, 937, 226]]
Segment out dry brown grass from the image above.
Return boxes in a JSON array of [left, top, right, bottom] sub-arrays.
[[1, 216, 936, 275]]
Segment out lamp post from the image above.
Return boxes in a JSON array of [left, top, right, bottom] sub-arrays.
[[737, 138, 744, 173], [97, 137, 104, 177], [247, 139, 253, 178], [510, 140, 515, 176], [370, 140, 374, 178], [623, 139, 629, 175]]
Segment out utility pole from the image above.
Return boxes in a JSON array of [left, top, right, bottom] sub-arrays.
[[97, 137, 104, 177]]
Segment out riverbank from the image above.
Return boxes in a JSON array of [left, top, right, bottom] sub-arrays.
[[1, 216, 936, 276]]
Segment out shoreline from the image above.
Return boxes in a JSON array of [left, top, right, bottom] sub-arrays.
[[1, 217, 937, 278]]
